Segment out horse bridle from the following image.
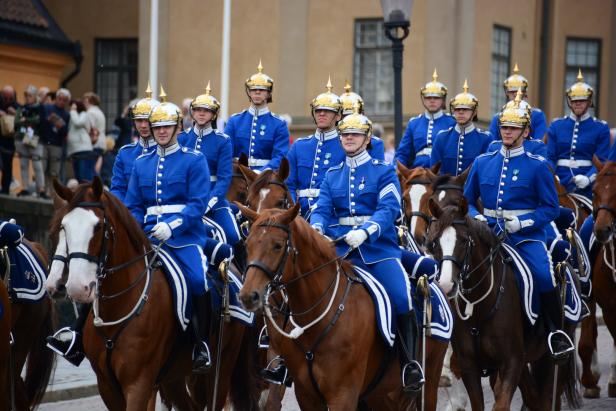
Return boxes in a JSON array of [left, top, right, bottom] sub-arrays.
[[403, 178, 432, 226], [245, 221, 295, 285], [264, 178, 292, 209], [438, 219, 474, 281], [592, 171, 616, 232]]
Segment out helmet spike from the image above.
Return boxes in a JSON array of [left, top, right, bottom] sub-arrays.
[[159, 85, 167, 103], [205, 81, 211, 95], [145, 82, 152, 99], [463, 79, 469, 93], [432, 68, 438, 82], [577, 68, 584, 82], [344, 80, 351, 93], [513, 62, 519, 74], [257, 60, 264, 73], [514, 88, 523, 105], [353, 100, 361, 114], [326, 76, 333, 93]]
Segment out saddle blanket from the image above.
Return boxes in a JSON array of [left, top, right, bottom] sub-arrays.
[[411, 282, 454, 342], [157, 249, 254, 330], [502, 243, 581, 326], [353, 265, 395, 347], [4, 243, 47, 302]]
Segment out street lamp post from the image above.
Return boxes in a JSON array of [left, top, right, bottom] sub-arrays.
[[380, 0, 413, 147]]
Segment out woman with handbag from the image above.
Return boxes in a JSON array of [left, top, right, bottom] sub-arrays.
[[67, 100, 95, 182], [14, 85, 46, 197]]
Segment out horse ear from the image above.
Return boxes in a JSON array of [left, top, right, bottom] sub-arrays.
[[456, 166, 471, 185], [458, 196, 469, 216], [236, 202, 259, 222], [239, 163, 258, 185], [53, 178, 74, 202], [278, 158, 290, 180], [430, 161, 442, 175], [396, 161, 412, 180], [428, 197, 442, 219], [238, 153, 249, 167], [91, 176, 104, 200], [593, 154, 605, 171], [52, 192, 67, 210], [278, 202, 300, 225]]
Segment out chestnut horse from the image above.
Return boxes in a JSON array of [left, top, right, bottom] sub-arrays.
[[586, 156, 616, 398], [0, 239, 55, 411], [426, 199, 581, 411], [45, 178, 259, 411]]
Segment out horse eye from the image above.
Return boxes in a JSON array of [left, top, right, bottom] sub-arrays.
[[273, 242, 284, 251]]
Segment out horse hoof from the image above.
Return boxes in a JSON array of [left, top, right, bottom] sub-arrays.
[[608, 383, 616, 398], [439, 375, 452, 387], [583, 387, 601, 399]]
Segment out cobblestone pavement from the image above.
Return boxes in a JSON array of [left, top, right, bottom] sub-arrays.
[[40, 325, 616, 410]]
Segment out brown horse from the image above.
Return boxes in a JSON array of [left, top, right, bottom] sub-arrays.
[[45, 177, 259, 411], [0, 277, 11, 411], [245, 158, 293, 212], [0, 238, 55, 411], [227, 155, 253, 205], [238, 203, 427, 410], [426, 199, 581, 411], [586, 156, 616, 398]]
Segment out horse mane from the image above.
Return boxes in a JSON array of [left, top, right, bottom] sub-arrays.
[[429, 205, 497, 248], [251, 169, 276, 192]]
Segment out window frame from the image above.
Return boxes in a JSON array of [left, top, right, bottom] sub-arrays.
[[563, 36, 602, 116], [490, 24, 512, 115]]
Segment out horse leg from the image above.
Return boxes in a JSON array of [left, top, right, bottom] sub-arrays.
[[609, 343, 616, 398], [440, 344, 454, 387], [491, 360, 522, 411], [578, 297, 600, 398], [459, 366, 484, 411], [517, 365, 540, 411], [423, 340, 448, 411], [445, 351, 469, 411], [160, 377, 198, 411]]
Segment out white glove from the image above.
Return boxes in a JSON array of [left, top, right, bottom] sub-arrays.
[[312, 225, 323, 234], [151, 222, 172, 241], [8, 218, 16, 224], [504, 217, 522, 234], [474, 214, 487, 223], [205, 196, 218, 214], [344, 229, 368, 248], [573, 175, 590, 189]]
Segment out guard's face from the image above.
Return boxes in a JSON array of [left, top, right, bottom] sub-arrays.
[[134, 119, 150, 138], [506, 90, 525, 101], [314, 109, 340, 130], [453, 108, 473, 125], [192, 107, 215, 127], [249, 89, 269, 106], [423, 96, 444, 112], [570, 99, 590, 116], [152, 125, 178, 147], [340, 133, 369, 155], [500, 126, 528, 147]]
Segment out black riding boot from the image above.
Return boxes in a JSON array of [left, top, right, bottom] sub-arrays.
[[540, 290, 574, 361], [233, 242, 247, 275], [397, 312, 425, 396], [46, 303, 89, 366], [191, 293, 212, 374], [259, 355, 292, 387]]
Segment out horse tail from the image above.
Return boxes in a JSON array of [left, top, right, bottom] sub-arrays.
[[229, 325, 260, 410], [25, 299, 56, 408]]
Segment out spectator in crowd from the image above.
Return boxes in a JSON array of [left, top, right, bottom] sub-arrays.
[[0, 85, 20, 194], [40, 88, 70, 190], [67, 100, 94, 182], [383, 132, 396, 164], [114, 101, 135, 151], [38, 86, 51, 104], [182, 97, 193, 130], [83, 92, 106, 175], [14, 85, 46, 197], [100, 136, 116, 188]]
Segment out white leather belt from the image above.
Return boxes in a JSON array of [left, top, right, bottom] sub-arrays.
[[416, 147, 432, 156], [146, 204, 186, 216], [557, 159, 592, 168], [483, 208, 534, 218], [248, 158, 269, 167], [339, 215, 372, 226], [297, 188, 320, 198], [210, 176, 217, 182]]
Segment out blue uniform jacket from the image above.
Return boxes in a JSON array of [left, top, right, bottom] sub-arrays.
[[396, 111, 456, 168], [489, 108, 547, 141], [464, 146, 559, 245], [487, 138, 547, 157], [224, 106, 289, 171], [125, 143, 210, 248], [431, 124, 493, 175], [310, 150, 402, 264], [546, 113, 610, 191], [110, 138, 156, 203], [178, 125, 232, 207]]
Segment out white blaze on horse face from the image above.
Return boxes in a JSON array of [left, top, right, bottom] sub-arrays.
[[438, 190, 446, 202], [63, 208, 100, 303], [257, 188, 271, 212], [44, 229, 67, 294], [409, 184, 427, 235], [438, 226, 457, 294]]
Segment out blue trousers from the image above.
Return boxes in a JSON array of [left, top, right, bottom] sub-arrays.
[[579, 214, 594, 254], [203, 201, 241, 246], [400, 250, 439, 281], [511, 240, 555, 293], [349, 251, 413, 315], [158, 244, 208, 296]]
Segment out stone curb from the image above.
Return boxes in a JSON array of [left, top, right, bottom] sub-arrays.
[[42, 384, 99, 403]]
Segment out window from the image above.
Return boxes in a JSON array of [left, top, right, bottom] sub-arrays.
[[94, 39, 138, 131], [563, 38, 601, 116], [490, 25, 512, 115], [353, 19, 393, 116]]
